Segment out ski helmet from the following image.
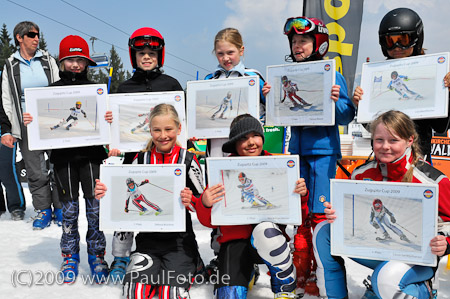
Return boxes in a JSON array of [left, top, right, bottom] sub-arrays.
[[391, 71, 398, 79], [373, 199, 383, 212], [227, 91, 232, 98], [284, 16, 329, 62], [128, 27, 165, 69], [281, 75, 288, 84], [238, 172, 246, 181], [76, 101, 82, 106], [378, 8, 424, 58], [126, 178, 135, 187], [59, 35, 97, 66]]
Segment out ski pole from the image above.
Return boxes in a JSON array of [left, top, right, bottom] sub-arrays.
[[85, 117, 95, 128], [144, 181, 173, 194], [395, 222, 418, 238]]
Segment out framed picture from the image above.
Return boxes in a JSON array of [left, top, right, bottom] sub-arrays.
[[266, 59, 336, 126], [99, 164, 186, 232], [330, 179, 438, 267], [108, 91, 186, 152], [358, 52, 449, 123], [186, 76, 260, 139], [25, 84, 110, 150], [206, 155, 301, 225]]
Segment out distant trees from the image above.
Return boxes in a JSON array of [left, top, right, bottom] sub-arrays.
[[0, 23, 16, 70]]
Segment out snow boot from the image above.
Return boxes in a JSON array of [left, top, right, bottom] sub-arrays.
[[400, 234, 411, 243], [376, 231, 392, 241], [205, 257, 219, 283], [10, 209, 25, 221], [274, 291, 297, 299], [362, 276, 379, 299], [109, 256, 130, 281], [248, 264, 260, 291], [88, 254, 109, 284], [32, 208, 53, 230], [61, 253, 80, 283], [53, 208, 63, 227]]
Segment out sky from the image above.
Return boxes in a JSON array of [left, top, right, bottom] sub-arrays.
[[1, 0, 450, 89]]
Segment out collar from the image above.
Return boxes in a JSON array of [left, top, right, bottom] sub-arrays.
[[213, 61, 246, 77], [14, 49, 43, 64], [376, 147, 413, 181], [58, 70, 89, 82], [133, 68, 162, 80]]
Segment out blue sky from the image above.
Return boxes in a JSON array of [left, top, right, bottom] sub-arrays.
[[2, 0, 450, 89]]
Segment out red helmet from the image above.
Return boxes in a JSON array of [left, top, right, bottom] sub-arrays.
[[128, 27, 165, 69], [59, 35, 96, 66], [238, 172, 246, 182], [284, 16, 329, 62], [373, 199, 383, 212]]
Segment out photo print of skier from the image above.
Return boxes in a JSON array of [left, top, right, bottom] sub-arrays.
[[370, 198, 411, 243], [50, 101, 88, 130], [211, 91, 233, 119], [124, 178, 162, 216], [280, 75, 312, 110], [130, 111, 151, 134], [237, 172, 275, 209], [387, 71, 422, 100]]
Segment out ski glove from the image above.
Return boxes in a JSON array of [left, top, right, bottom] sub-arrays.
[[372, 222, 380, 229], [124, 207, 129, 213], [390, 216, 396, 223]]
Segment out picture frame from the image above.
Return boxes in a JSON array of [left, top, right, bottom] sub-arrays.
[[266, 59, 336, 126], [186, 76, 260, 139], [99, 164, 186, 232], [206, 155, 301, 225], [358, 52, 450, 123], [330, 179, 438, 267], [25, 84, 110, 150], [108, 91, 187, 152]]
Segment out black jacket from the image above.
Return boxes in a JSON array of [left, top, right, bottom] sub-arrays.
[[117, 68, 182, 93]]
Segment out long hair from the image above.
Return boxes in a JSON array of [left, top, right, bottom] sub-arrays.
[[213, 28, 244, 53], [143, 103, 181, 152], [369, 110, 422, 182]]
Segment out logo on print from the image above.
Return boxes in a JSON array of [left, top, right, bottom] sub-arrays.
[[174, 168, 182, 176], [438, 56, 446, 64], [249, 79, 256, 86], [423, 189, 434, 199], [324, 64, 331, 71], [97, 88, 104, 95], [175, 95, 181, 102], [287, 160, 295, 168]]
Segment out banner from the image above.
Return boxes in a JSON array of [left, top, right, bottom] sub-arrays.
[[431, 131, 450, 178], [304, 0, 364, 95]]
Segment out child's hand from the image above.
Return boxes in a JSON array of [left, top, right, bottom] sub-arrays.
[[330, 85, 340, 102], [323, 201, 337, 223], [294, 178, 307, 197], [352, 86, 364, 107], [104, 111, 113, 123], [444, 72, 450, 88], [94, 179, 107, 200], [108, 148, 122, 157], [430, 235, 448, 256], [180, 187, 193, 208], [262, 82, 272, 97], [202, 183, 225, 208], [23, 113, 33, 126]]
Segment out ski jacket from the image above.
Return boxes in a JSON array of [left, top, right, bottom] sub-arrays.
[[288, 72, 355, 158], [196, 150, 309, 244], [49, 71, 108, 165], [117, 68, 182, 93], [0, 50, 59, 138], [130, 145, 204, 252], [351, 148, 450, 248]]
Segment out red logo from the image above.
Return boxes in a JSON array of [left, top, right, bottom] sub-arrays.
[[174, 168, 182, 176], [423, 189, 433, 199], [97, 88, 104, 95], [287, 160, 295, 168], [175, 95, 181, 102], [324, 64, 331, 71], [438, 56, 446, 64], [249, 79, 256, 86]]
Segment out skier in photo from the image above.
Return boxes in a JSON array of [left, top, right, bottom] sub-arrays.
[[124, 177, 162, 215], [237, 172, 273, 208], [211, 91, 233, 120], [130, 111, 150, 133], [387, 71, 421, 100], [51, 101, 87, 130], [280, 75, 312, 110], [370, 198, 410, 242]]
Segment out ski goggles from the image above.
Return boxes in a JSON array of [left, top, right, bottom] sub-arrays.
[[25, 31, 39, 39], [381, 33, 414, 50], [129, 36, 164, 51], [284, 17, 314, 35]]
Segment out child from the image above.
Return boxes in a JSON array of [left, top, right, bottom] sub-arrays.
[[108, 27, 188, 280], [50, 101, 86, 130], [314, 110, 450, 298], [281, 75, 312, 109], [352, 8, 450, 163], [237, 172, 273, 208], [275, 16, 356, 295], [183, 114, 309, 299], [124, 178, 162, 215], [387, 71, 421, 100], [95, 103, 204, 299], [370, 198, 410, 243], [23, 35, 110, 283], [211, 91, 233, 120]]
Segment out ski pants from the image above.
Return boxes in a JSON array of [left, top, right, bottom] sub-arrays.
[[0, 143, 25, 212], [313, 221, 433, 299]]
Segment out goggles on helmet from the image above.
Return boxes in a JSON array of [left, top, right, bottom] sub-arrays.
[[374, 203, 382, 211], [284, 17, 314, 35], [381, 33, 414, 50], [129, 36, 164, 51]]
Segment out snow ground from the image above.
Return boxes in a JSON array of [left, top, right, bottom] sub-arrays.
[[1, 186, 449, 299]]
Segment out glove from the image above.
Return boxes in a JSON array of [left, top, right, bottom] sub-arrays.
[[230, 106, 233, 110], [124, 207, 129, 213], [372, 222, 380, 229], [241, 196, 244, 202], [84, 115, 86, 118], [390, 215, 396, 223], [389, 86, 394, 90], [404, 76, 409, 80], [281, 97, 285, 103]]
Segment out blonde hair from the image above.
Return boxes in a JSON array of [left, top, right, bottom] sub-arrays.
[[213, 28, 244, 53], [369, 110, 422, 182], [143, 103, 181, 152]]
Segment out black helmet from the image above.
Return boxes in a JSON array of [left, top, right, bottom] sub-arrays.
[[378, 8, 424, 58], [391, 71, 398, 79]]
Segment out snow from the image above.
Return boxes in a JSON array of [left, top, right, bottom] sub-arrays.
[[1, 186, 449, 299]]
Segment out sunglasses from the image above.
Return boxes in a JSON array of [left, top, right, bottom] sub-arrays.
[[25, 32, 39, 39], [381, 33, 414, 50], [129, 36, 164, 51], [284, 17, 314, 35]]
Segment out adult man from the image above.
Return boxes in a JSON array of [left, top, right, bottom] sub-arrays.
[[0, 21, 61, 228]]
